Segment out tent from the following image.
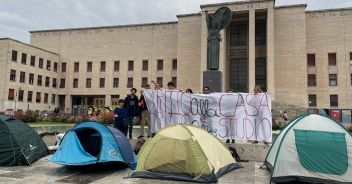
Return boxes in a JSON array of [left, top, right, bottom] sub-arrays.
[[48, 121, 136, 168], [0, 115, 48, 166], [265, 113, 352, 183], [131, 124, 240, 183]]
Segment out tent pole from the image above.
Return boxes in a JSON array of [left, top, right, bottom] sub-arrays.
[[20, 149, 31, 166]]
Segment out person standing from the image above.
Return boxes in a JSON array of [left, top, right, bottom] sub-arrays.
[[124, 88, 139, 139], [113, 99, 128, 136], [139, 84, 151, 137]]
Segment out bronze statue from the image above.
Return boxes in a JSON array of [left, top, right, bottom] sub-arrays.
[[206, 7, 232, 70]]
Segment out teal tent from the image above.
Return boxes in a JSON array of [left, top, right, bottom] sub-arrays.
[[0, 115, 48, 166]]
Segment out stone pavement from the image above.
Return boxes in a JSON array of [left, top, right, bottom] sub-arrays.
[[0, 156, 271, 184]]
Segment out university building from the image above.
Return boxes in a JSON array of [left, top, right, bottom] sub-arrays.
[[1, 0, 352, 114]]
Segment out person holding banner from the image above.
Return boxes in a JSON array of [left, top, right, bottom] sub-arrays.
[[124, 88, 140, 139]]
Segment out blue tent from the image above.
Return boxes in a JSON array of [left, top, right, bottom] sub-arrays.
[[48, 121, 136, 168]]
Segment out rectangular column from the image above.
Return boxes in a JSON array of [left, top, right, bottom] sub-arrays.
[[64, 95, 72, 113], [267, 7, 275, 99], [105, 95, 111, 107], [248, 9, 256, 93]]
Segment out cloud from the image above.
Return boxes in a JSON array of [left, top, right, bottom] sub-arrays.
[[0, 0, 351, 43]]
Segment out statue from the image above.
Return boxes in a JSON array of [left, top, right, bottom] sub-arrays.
[[206, 7, 232, 70]]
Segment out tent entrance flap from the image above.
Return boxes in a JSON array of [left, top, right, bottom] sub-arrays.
[[294, 129, 348, 175], [75, 128, 102, 157]]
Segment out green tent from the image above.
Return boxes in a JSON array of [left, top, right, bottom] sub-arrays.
[[0, 115, 48, 166], [265, 114, 352, 183], [131, 124, 240, 183]]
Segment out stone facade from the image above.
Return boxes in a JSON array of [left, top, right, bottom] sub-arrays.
[[0, 0, 352, 113]]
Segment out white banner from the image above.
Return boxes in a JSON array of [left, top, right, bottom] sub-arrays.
[[143, 90, 272, 142]]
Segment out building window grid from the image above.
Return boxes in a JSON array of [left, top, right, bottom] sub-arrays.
[[308, 94, 317, 107], [74, 62, 79, 72], [39, 58, 43, 68], [86, 78, 92, 88], [172, 77, 177, 87], [87, 62, 92, 72], [330, 95, 338, 107], [36, 92, 41, 103], [307, 54, 315, 66], [46, 60, 51, 70], [61, 63, 66, 72], [113, 78, 119, 88], [29, 73, 34, 84], [54, 62, 58, 72], [172, 59, 177, 70], [18, 90, 24, 102], [127, 78, 133, 88], [100, 61, 106, 72], [142, 60, 148, 71], [142, 77, 148, 87], [53, 78, 57, 88], [128, 60, 134, 71], [10, 70, 16, 81], [114, 61, 120, 71], [8, 89, 14, 101], [37, 75, 42, 86], [51, 94, 56, 104], [73, 78, 78, 88], [20, 71, 25, 83], [157, 77, 163, 87], [45, 77, 50, 87], [157, 59, 163, 70], [27, 91, 33, 102], [328, 53, 336, 66], [329, 74, 337, 86], [44, 93, 49, 104], [307, 74, 316, 86], [30, 56, 35, 66], [60, 79, 65, 88], [11, 50, 17, 62], [21, 53, 27, 64], [100, 78, 105, 88]]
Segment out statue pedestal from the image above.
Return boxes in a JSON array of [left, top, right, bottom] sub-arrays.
[[203, 70, 222, 92]]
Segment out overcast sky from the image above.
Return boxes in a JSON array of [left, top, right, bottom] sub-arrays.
[[1, 0, 352, 43]]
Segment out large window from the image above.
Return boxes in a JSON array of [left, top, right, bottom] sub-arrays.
[[20, 71, 25, 83], [29, 73, 34, 84], [143, 60, 148, 71], [30, 56, 35, 66], [87, 62, 92, 72], [11, 50, 17, 62], [46, 60, 51, 70], [307, 54, 315, 66], [329, 74, 337, 86], [230, 24, 247, 46], [44, 93, 48, 104], [36, 92, 41, 103], [18, 90, 24, 102], [328, 53, 336, 66], [127, 78, 133, 88], [157, 59, 163, 70], [86, 78, 91, 88], [114, 61, 120, 71], [37, 75, 42, 86], [53, 78, 57, 88], [45, 77, 50, 87], [113, 78, 119, 88], [141, 77, 148, 87], [21, 53, 27, 64], [61, 63, 66, 72], [39, 58, 44, 68], [10, 70, 16, 81], [73, 78, 78, 88], [27, 91, 33, 102], [255, 21, 266, 45], [74, 62, 79, 72], [100, 78, 105, 88], [60, 79, 65, 88], [172, 59, 177, 70], [308, 74, 316, 86], [8, 89, 14, 101], [128, 60, 134, 71], [308, 94, 317, 107], [100, 61, 106, 72], [330, 95, 338, 107], [157, 77, 163, 87]]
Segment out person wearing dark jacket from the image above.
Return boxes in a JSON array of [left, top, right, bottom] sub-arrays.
[[113, 99, 128, 136], [124, 88, 139, 139]]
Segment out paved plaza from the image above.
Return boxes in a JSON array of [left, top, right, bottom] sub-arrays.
[[0, 156, 270, 184]]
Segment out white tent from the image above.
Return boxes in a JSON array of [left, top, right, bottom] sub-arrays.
[[265, 114, 352, 183]]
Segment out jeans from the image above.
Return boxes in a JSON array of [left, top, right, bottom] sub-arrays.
[[127, 116, 134, 137]]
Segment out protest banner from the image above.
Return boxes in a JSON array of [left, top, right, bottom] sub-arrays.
[[144, 90, 272, 142]]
